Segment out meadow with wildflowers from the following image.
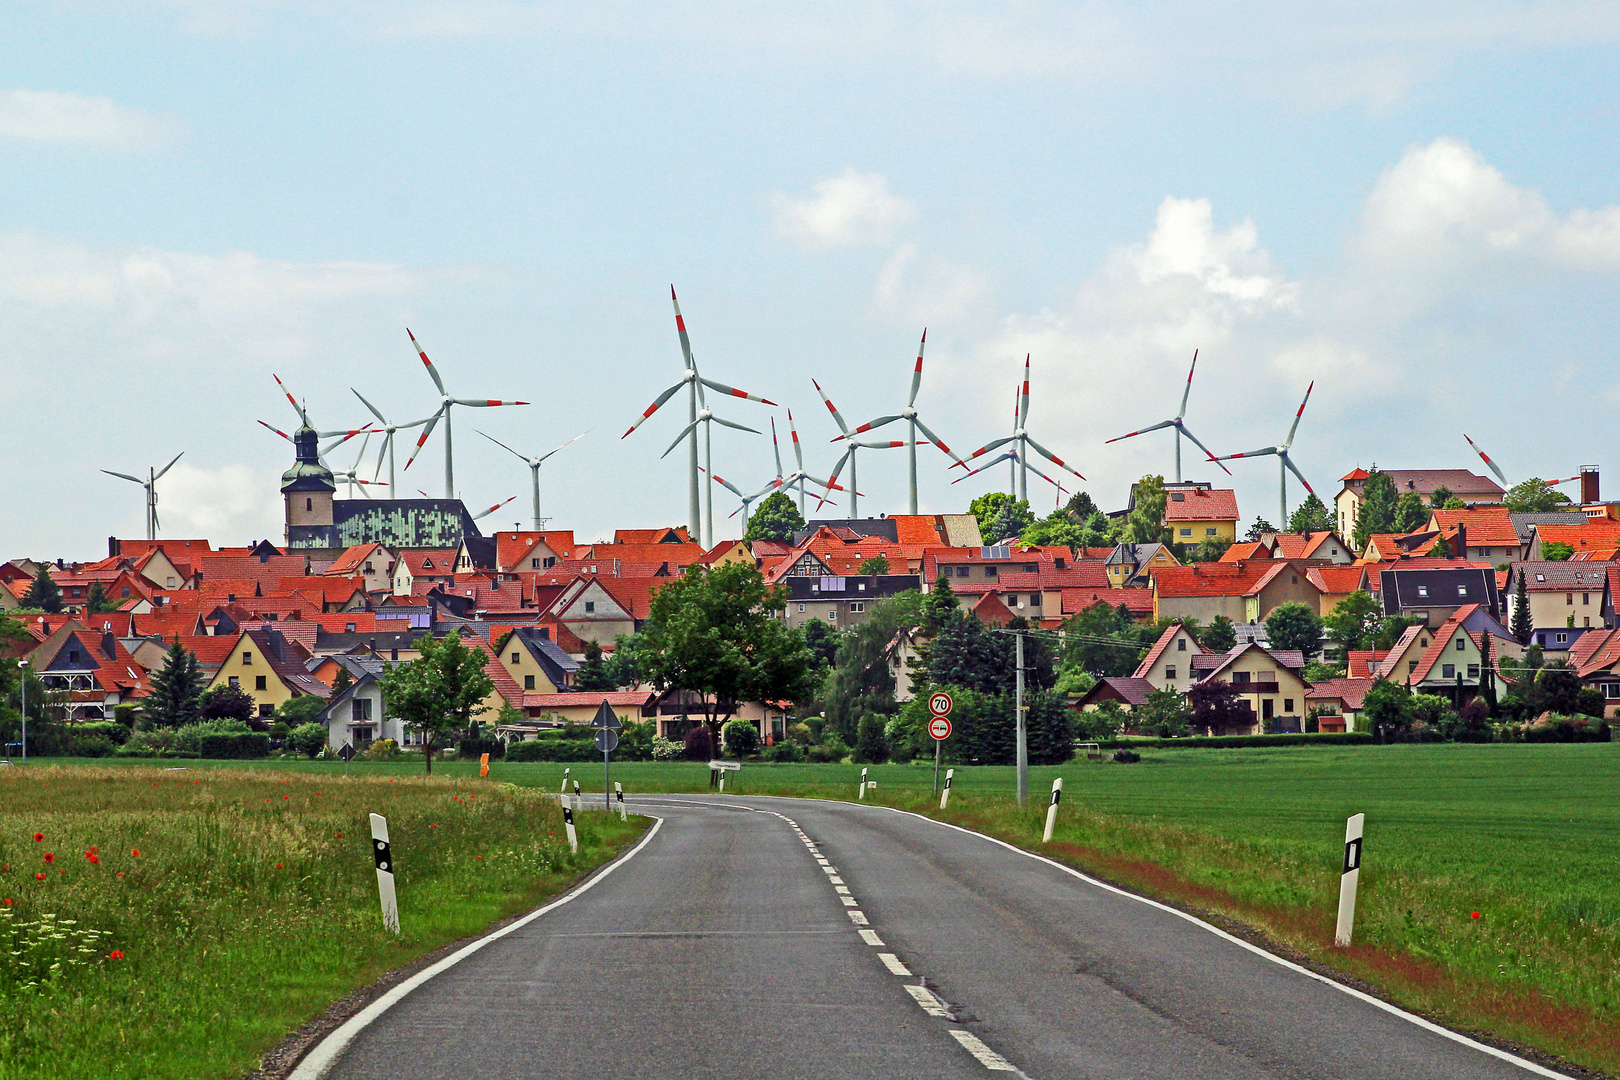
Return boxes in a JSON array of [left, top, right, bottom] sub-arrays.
[[0, 764, 643, 1080]]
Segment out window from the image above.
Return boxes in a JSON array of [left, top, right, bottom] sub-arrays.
[[1585, 617, 1592, 628], [228, 676, 239, 689], [1291, 575, 1298, 584], [1283, 699, 1294, 713], [305, 498, 312, 511], [364, 563, 374, 573], [1442, 664, 1455, 679], [1584, 593, 1591, 605], [1409, 660, 1419, 673], [1417, 585, 1428, 597], [956, 566, 969, 577], [1165, 666, 1177, 681], [984, 566, 997, 577], [1180, 528, 1192, 538], [345, 622, 356, 632], [1022, 564, 1037, 573], [827, 610, 837, 621], [1467, 664, 1480, 678], [258, 704, 274, 718], [1481, 549, 1490, 557], [1420, 639, 1428, 648], [584, 601, 595, 613], [1176, 638, 1187, 652], [1556, 632, 1569, 644], [524, 674, 535, 690], [352, 699, 372, 722], [1606, 684, 1620, 699], [1206, 527, 1217, 537], [68, 648, 80, 664], [1567, 593, 1574, 605], [1456, 639, 1465, 651], [254, 675, 267, 691], [511, 652, 520, 664], [797, 603, 805, 612], [166, 576, 176, 588], [850, 601, 865, 613], [532, 558, 541, 568], [1171, 491, 1185, 501], [242, 651, 253, 665], [1232, 671, 1251, 684], [1457, 585, 1467, 597]]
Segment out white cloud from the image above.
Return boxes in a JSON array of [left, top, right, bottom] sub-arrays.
[[139, 462, 284, 544], [1358, 137, 1620, 274], [771, 169, 916, 250], [1129, 197, 1298, 308], [0, 89, 175, 147], [873, 242, 992, 325]]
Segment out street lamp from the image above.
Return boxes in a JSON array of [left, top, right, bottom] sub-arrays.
[[17, 660, 27, 764]]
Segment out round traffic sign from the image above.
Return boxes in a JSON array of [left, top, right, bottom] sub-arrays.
[[594, 728, 620, 753], [928, 715, 952, 741], [929, 691, 954, 716]]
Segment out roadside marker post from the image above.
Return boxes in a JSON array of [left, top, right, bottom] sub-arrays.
[[1043, 777, 1063, 843], [859, 766, 868, 800], [940, 768, 954, 810], [1335, 813, 1365, 947], [369, 813, 400, 935], [562, 803, 578, 854], [479, 752, 489, 778], [560, 768, 570, 794], [614, 781, 626, 821]]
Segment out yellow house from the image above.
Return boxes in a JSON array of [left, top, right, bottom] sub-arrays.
[[1195, 642, 1312, 734], [1105, 543, 1180, 587], [493, 626, 577, 696], [208, 628, 331, 719], [700, 540, 755, 568], [1163, 487, 1239, 547]]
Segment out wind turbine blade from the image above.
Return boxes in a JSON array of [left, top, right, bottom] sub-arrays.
[[958, 435, 1015, 465], [746, 478, 783, 500], [950, 452, 1017, 483], [1021, 459, 1070, 494], [372, 432, 390, 482], [536, 430, 590, 464], [472, 496, 519, 521], [708, 416, 761, 436], [698, 377, 776, 406], [272, 374, 309, 425], [454, 398, 528, 407], [837, 414, 902, 440], [853, 439, 928, 449], [1020, 354, 1031, 427], [811, 379, 851, 436], [402, 408, 444, 472], [706, 471, 745, 498], [623, 381, 686, 438], [1177, 349, 1198, 420], [1022, 435, 1085, 480], [661, 417, 704, 459], [350, 432, 372, 470], [1103, 418, 1176, 444], [1282, 454, 1315, 495], [1175, 424, 1233, 476], [908, 329, 926, 407], [478, 430, 530, 462], [1463, 433, 1510, 488], [417, 490, 432, 499], [153, 452, 184, 480], [670, 286, 697, 371], [351, 388, 389, 426], [406, 329, 448, 395], [101, 470, 144, 484], [814, 448, 855, 510], [1284, 381, 1314, 449], [257, 420, 294, 442], [910, 417, 964, 464], [1216, 445, 1280, 461], [770, 418, 784, 479], [787, 408, 804, 471]]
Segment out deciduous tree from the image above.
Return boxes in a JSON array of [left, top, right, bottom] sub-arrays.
[[1126, 475, 1170, 546], [378, 632, 495, 774], [858, 554, 891, 574], [1503, 479, 1573, 514], [1265, 602, 1323, 658], [743, 491, 806, 543], [1323, 590, 1381, 653]]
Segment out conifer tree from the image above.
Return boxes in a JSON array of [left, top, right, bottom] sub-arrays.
[[23, 567, 62, 613], [1512, 574, 1533, 645], [1285, 493, 1332, 534], [143, 638, 203, 728], [1352, 469, 1399, 550]]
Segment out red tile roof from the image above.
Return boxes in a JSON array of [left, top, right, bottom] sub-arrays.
[[1220, 542, 1270, 563], [1305, 678, 1376, 710], [1271, 532, 1346, 560], [1407, 606, 1478, 684], [1153, 560, 1286, 599], [1133, 623, 1202, 679], [1307, 565, 1368, 595], [325, 543, 387, 576], [1537, 520, 1620, 554], [1428, 507, 1519, 546], [1062, 588, 1155, 617], [1163, 488, 1239, 522], [1344, 650, 1389, 679], [1572, 629, 1620, 675]]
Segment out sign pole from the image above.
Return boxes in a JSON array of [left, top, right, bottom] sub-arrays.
[[927, 691, 954, 798], [933, 738, 941, 797], [1015, 630, 1028, 806]]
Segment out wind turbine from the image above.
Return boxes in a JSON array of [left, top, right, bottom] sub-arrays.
[[772, 410, 843, 514], [331, 434, 387, 499], [401, 329, 530, 500], [478, 429, 590, 532], [1462, 434, 1580, 492], [812, 379, 927, 517], [705, 469, 776, 525], [1103, 350, 1230, 484], [101, 453, 183, 542], [831, 330, 964, 514], [350, 389, 434, 496], [259, 374, 373, 469], [953, 354, 1086, 501], [622, 287, 775, 549], [1212, 382, 1317, 527], [951, 389, 1072, 499]]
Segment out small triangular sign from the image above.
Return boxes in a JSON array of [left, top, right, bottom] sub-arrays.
[[592, 700, 622, 731]]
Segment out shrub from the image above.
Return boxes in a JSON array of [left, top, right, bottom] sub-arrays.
[[72, 734, 116, 758], [287, 723, 328, 759], [884, 712, 923, 763], [807, 734, 850, 763], [457, 737, 505, 761], [722, 719, 761, 757], [764, 740, 804, 763], [1097, 732, 1376, 749], [112, 704, 140, 728], [1112, 749, 1141, 763], [72, 721, 129, 747], [787, 722, 813, 745], [363, 737, 399, 761], [683, 726, 712, 761], [853, 713, 890, 764], [651, 735, 685, 762], [198, 732, 272, 759], [1516, 715, 1612, 743]]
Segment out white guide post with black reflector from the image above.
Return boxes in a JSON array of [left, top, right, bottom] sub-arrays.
[[614, 781, 626, 821], [562, 803, 578, 854], [572, 779, 581, 810], [1043, 777, 1063, 843], [369, 813, 400, 935], [859, 766, 868, 800], [1335, 812, 1364, 947], [940, 768, 954, 809], [559, 767, 570, 794]]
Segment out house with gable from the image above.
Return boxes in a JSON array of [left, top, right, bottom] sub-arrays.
[[1570, 629, 1620, 718], [207, 627, 332, 718], [1190, 642, 1311, 734], [1152, 560, 1327, 625], [1104, 543, 1179, 587], [324, 543, 397, 594], [1133, 622, 1204, 693], [1163, 487, 1240, 547], [392, 550, 458, 596], [495, 626, 580, 696], [1425, 507, 1524, 564], [26, 621, 149, 721], [1336, 468, 1505, 541], [1504, 561, 1613, 650], [547, 574, 644, 648]]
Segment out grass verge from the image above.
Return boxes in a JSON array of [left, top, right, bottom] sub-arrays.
[[0, 764, 645, 1080]]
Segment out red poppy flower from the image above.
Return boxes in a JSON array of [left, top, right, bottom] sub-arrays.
[[283, 795, 289, 800], [130, 849, 141, 857], [88, 846, 98, 855], [108, 950, 124, 960], [275, 863, 284, 869], [33, 833, 42, 842], [116, 872, 124, 878], [2, 899, 10, 906], [85, 854, 99, 864], [476, 855, 483, 860], [1471, 912, 1481, 919], [2, 865, 8, 871], [35, 873, 45, 880], [42, 853, 53, 864]]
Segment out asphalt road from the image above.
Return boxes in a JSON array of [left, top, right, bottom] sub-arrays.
[[309, 794, 1570, 1080]]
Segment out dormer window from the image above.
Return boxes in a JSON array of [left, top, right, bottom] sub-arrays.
[[1536, 574, 1546, 582], [1417, 585, 1428, 597]]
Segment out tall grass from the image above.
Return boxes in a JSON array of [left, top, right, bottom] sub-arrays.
[[0, 765, 643, 1080]]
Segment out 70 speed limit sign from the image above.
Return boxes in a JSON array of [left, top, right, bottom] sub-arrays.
[[929, 691, 954, 716]]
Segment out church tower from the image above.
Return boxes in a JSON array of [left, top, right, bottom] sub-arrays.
[[281, 424, 337, 549]]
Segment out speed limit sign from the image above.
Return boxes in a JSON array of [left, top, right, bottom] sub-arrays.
[[929, 691, 954, 716], [928, 715, 952, 741]]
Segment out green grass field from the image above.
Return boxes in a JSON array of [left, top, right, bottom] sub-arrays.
[[22, 746, 1620, 1076], [0, 765, 645, 1080]]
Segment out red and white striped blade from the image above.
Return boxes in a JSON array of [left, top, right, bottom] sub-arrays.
[[623, 380, 686, 438], [812, 379, 851, 435], [1023, 434, 1085, 480], [912, 417, 962, 464], [699, 377, 775, 406], [402, 409, 444, 471], [406, 329, 448, 395], [257, 420, 293, 442], [454, 398, 528, 407], [907, 329, 926, 407]]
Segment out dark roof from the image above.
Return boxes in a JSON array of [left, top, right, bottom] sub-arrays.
[[1509, 512, 1589, 540], [1075, 676, 1157, 708], [795, 519, 901, 544], [331, 499, 483, 549], [312, 628, 433, 654], [460, 536, 497, 570], [505, 625, 580, 687], [782, 574, 923, 601], [1379, 566, 1500, 615], [1507, 561, 1615, 592]]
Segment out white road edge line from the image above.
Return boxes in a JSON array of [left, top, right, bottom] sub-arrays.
[[877, 806, 1574, 1080], [950, 1029, 1018, 1072], [288, 815, 666, 1080]]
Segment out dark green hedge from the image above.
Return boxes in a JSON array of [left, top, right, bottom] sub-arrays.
[[505, 738, 599, 762], [1094, 732, 1376, 750], [198, 733, 271, 759]]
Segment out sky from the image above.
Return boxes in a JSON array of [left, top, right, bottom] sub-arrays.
[[3, 1, 1619, 558]]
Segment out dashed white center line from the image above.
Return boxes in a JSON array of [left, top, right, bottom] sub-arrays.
[[841, 896, 859, 906], [858, 929, 885, 946], [834, 885, 851, 895], [847, 910, 869, 926], [905, 983, 950, 1017], [949, 1030, 1017, 1072], [828, 875, 844, 883], [822, 867, 838, 875], [878, 952, 912, 976]]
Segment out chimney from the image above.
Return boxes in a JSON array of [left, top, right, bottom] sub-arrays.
[[1582, 466, 1600, 505], [1453, 524, 1465, 560], [109, 536, 120, 559]]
